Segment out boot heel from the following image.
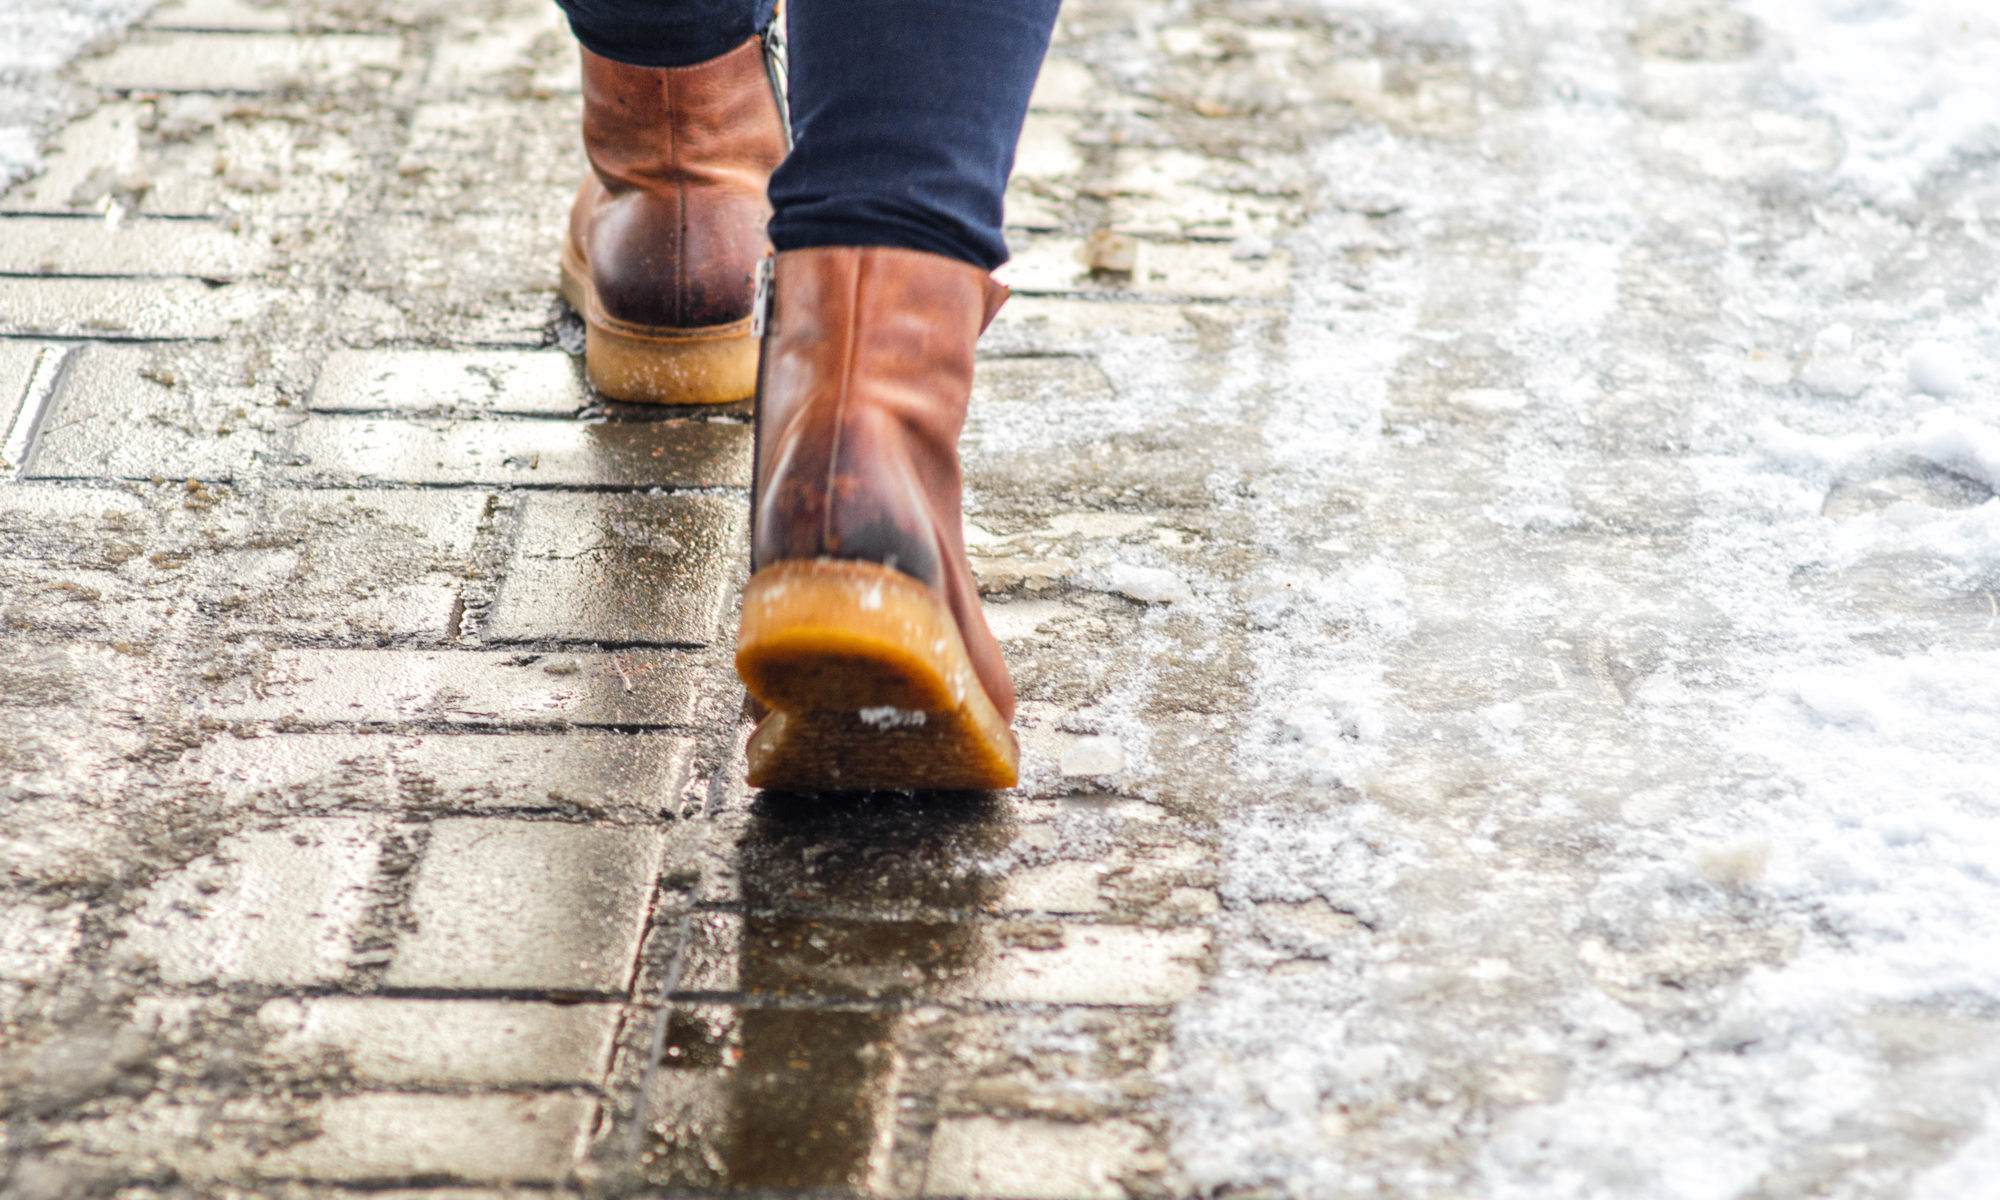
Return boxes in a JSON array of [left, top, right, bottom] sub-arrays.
[[560, 254, 760, 405], [736, 559, 1020, 791]]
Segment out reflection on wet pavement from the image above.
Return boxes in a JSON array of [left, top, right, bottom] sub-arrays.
[[644, 792, 1009, 1191]]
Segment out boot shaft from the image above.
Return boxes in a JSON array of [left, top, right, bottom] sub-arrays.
[[752, 246, 1007, 580], [580, 39, 786, 196]]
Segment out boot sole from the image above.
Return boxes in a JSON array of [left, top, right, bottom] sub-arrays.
[[736, 559, 1019, 791], [558, 239, 759, 405]]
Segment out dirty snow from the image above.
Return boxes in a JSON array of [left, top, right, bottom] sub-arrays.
[[1134, 0, 2000, 1195]]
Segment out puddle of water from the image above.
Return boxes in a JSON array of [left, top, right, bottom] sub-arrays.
[[642, 791, 1013, 1190]]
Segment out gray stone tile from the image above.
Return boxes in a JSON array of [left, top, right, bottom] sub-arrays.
[[0, 103, 147, 213], [488, 493, 746, 646], [1013, 113, 1084, 182], [925, 1117, 1151, 1199], [23, 343, 270, 481], [280, 415, 749, 488], [62, 1093, 593, 1183], [0, 484, 175, 641], [117, 817, 386, 985], [188, 489, 485, 642], [175, 730, 695, 815], [255, 996, 621, 1086], [971, 923, 1210, 1005], [384, 818, 666, 993], [205, 649, 705, 727], [1028, 57, 1099, 111], [78, 32, 404, 92], [145, 0, 296, 30], [0, 340, 45, 448], [643, 1006, 898, 1192], [423, 6, 577, 99], [931, 1009, 1173, 1122], [674, 914, 1209, 1006], [978, 296, 1283, 358], [338, 212, 562, 345], [0, 100, 368, 218], [390, 99, 578, 216], [0, 277, 271, 339], [999, 236, 1292, 299], [0, 215, 272, 277], [309, 349, 588, 417]]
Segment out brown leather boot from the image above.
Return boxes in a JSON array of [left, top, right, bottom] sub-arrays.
[[735, 246, 1018, 791], [560, 37, 786, 404]]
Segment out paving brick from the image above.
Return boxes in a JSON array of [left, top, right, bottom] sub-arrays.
[[706, 792, 1040, 911], [1004, 184, 1069, 232], [646, 1007, 899, 1191], [176, 730, 694, 814], [145, 0, 296, 30], [65, 1093, 593, 1183], [971, 354, 1117, 412], [0, 214, 271, 277], [999, 236, 1292, 299], [1014, 113, 1084, 181], [187, 489, 485, 642], [1028, 57, 1099, 111], [1003, 114, 1083, 231], [973, 924, 1209, 1005], [117, 817, 386, 985], [925, 1117, 1151, 1199], [281, 415, 749, 488], [488, 493, 745, 646], [423, 6, 578, 99], [1105, 147, 1298, 239], [206, 649, 705, 727], [0, 100, 368, 218], [994, 860, 1107, 914], [384, 818, 666, 993], [78, 32, 404, 93], [0, 900, 85, 983], [933, 1009, 1171, 1122], [337, 211, 564, 346], [0, 276, 271, 338], [309, 349, 589, 417], [675, 915, 1207, 1006], [23, 343, 268, 480], [0, 104, 144, 213], [160, 115, 366, 217], [255, 996, 621, 1086], [979, 296, 1282, 357], [0, 484, 173, 640], [1, 341, 59, 474], [391, 99, 577, 216]]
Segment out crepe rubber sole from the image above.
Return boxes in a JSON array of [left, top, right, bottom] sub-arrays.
[[559, 239, 758, 405], [736, 559, 1020, 792]]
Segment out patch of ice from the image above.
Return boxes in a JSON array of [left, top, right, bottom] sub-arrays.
[[1058, 734, 1124, 778], [1095, 562, 1194, 604]]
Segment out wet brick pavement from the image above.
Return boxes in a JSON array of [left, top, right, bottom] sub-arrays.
[[15, 0, 2000, 1197], [0, 0, 1238, 1193]]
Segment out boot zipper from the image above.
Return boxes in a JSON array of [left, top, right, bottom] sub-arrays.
[[751, 255, 775, 338], [760, 16, 793, 153]]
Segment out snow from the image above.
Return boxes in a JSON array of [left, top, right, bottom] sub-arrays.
[[1146, 0, 2000, 1194], [0, 0, 152, 191]]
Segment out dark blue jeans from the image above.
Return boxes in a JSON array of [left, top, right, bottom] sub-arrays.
[[555, 0, 1060, 270]]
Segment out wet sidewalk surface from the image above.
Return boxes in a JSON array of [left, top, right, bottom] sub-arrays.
[[6, 0, 2000, 1197]]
